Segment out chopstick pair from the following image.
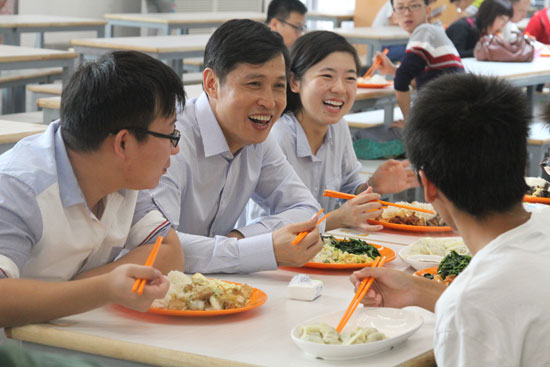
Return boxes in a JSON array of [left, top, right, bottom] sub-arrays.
[[323, 189, 435, 215], [362, 48, 389, 79], [336, 256, 387, 333], [291, 209, 331, 246], [131, 235, 163, 295]]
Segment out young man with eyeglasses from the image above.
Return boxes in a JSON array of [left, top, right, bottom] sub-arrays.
[[351, 73, 550, 365], [375, 0, 463, 126], [266, 0, 308, 48], [143, 19, 324, 274], [0, 51, 185, 328]]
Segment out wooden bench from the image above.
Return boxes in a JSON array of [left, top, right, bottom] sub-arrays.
[[0, 119, 46, 154], [0, 68, 63, 113], [183, 57, 203, 72], [27, 82, 62, 112], [36, 96, 60, 124]]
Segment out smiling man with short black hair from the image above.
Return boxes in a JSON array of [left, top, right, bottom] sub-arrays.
[[145, 19, 324, 274]]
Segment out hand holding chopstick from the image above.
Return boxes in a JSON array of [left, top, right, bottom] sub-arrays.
[[132, 235, 163, 295], [292, 209, 330, 246], [323, 189, 435, 215], [336, 256, 387, 333], [363, 48, 389, 79]]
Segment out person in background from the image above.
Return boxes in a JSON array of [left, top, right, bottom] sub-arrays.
[[145, 0, 174, 13], [375, 0, 464, 124], [501, 0, 531, 42], [0, 0, 17, 44], [266, 0, 308, 48], [446, 0, 513, 58], [351, 73, 550, 365], [450, 0, 484, 16], [0, 51, 186, 328], [144, 19, 323, 274], [243, 31, 418, 232], [525, 6, 550, 44]]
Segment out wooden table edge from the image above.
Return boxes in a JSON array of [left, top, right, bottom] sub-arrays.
[[6, 324, 259, 367], [71, 39, 206, 54]]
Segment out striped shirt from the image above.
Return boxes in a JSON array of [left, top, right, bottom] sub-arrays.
[[395, 23, 464, 92]]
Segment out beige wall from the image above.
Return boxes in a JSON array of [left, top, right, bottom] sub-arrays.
[[354, 0, 388, 27]]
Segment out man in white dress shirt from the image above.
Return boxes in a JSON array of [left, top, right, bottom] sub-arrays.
[[145, 19, 323, 274]]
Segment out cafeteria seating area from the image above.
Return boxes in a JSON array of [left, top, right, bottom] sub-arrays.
[[1, 0, 550, 366]]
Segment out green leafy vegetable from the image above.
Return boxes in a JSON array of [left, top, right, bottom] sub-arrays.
[[324, 236, 381, 258], [437, 250, 471, 280]]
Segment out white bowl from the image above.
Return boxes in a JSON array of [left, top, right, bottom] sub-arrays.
[[399, 246, 442, 270], [291, 308, 424, 361]]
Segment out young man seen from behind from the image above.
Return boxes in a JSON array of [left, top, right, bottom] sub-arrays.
[[351, 73, 550, 365], [0, 51, 186, 327]]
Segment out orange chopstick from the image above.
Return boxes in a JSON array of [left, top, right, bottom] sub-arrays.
[[292, 210, 330, 246], [131, 235, 163, 295], [323, 189, 435, 215], [336, 256, 386, 333], [362, 48, 389, 79]]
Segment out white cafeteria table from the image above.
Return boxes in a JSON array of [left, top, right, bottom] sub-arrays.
[[5, 228, 460, 366]]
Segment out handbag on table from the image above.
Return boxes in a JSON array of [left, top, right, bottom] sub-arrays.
[[474, 32, 535, 62]]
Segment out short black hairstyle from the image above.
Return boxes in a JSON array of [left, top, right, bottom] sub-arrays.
[[203, 19, 289, 85], [286, 31, 361, 114], [266, 0, 308, 23], [61, 51, 185, 152], [390, 0, 430, 7], [404, 73, 530, 219], [476, 0, 513, 33]]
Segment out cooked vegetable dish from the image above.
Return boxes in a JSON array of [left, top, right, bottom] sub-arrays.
[[312, 236, 381, 264], [423, 251, 471, 284]]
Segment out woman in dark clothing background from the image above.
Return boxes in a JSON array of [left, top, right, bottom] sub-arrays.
[[446, 0, 513, 58]]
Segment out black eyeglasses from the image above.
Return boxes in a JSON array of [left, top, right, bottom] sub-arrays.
[[393, 3, 424, 14], [276, 18, 307, 33], [114, 127, 181, 147]]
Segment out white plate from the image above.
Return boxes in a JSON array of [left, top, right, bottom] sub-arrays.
[[399, 246, 441, 271], [291, 308, 423, 361]]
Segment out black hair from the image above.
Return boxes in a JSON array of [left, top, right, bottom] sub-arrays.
[[203, 19, 289, 85], [404, 73, 530, 219], [475, 0, 513, 33], [266, 0, 308, 23], [60, 51, 185, 152], [390, 0, 431, 6], [286, 31, 361, 114]]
